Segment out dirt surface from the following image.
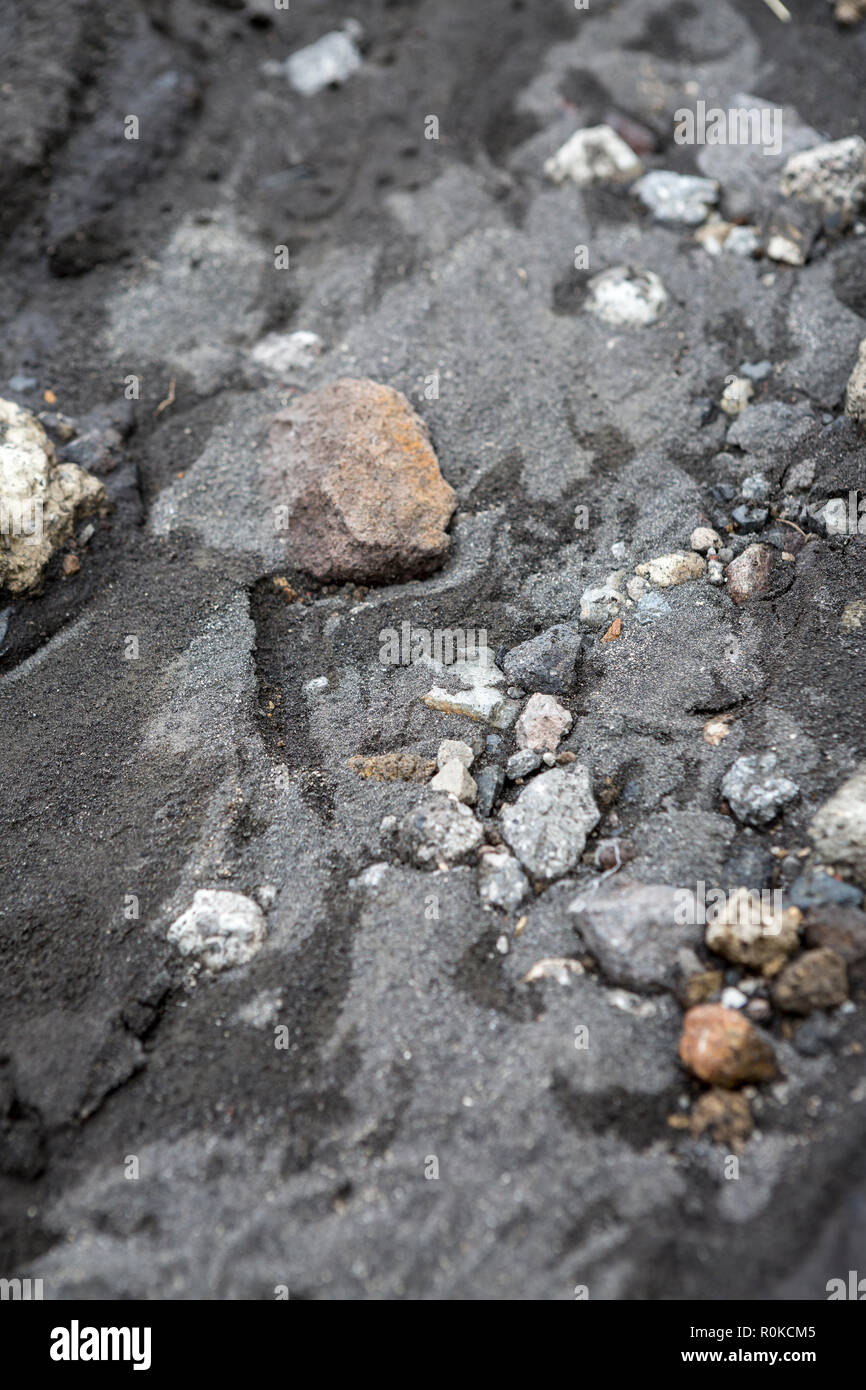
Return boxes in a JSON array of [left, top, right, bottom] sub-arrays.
[[1, 0, 865, 1300]]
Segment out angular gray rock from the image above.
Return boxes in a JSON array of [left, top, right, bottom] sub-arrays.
[[478, 850, 529, 911], [501, 623, 582, 696], [721, 753, 800, 828], [396, 797, 485, 868], [569, 880, 702, 993], [500, 765, 599, 882]]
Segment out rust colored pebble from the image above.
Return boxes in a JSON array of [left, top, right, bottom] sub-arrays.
[[263, 378, 456, 585], [679, 1003, 777, 1087]]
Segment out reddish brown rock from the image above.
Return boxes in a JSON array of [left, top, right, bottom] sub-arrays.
[[772, 947, 848, 1014], [725, 543, 772, 604], [265, 378, 456, 584], [679, 1004, 777, 1087]]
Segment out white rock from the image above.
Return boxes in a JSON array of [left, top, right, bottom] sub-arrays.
[[430, 758, 477, 804], [544, 124, 643, 187], [634, 170, 718, 225], [524, 957, 585, 985], [250, 331, 324, 374], [690, 526, 723, 553], [167, 890, 267, 972], [809, 765, 866, 884], [284, 28, 362, 96], [584, 265, 668, 328], [721, 377, 755, 415], [0, 398, 104, 594], [817, 498, 851, 536], [626, 575, 650, 602], [721, 987, 748, 1009], [436, 738, 474, 770], [635, 552, 705, 587], [422, 685, 520, 729]]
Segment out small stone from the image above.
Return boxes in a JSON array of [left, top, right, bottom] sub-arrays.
[[626, 575, 650, 601], [815, 498, 851, 536], [250, 330, 324, 375], [721, 753, 799, 828], [678, 969, 724, 1008], [740, 474, 772, 503], [840, 601, 866, 637], [691, 526, 723, 553], [62, 553, 80, 576], [524, 957, 585, 986], [724, 225, 761, 257], [707, 558, 725, 585], [705, 887, 800, 970], [783, 457, 816, 491], [579, 581, 627, 629], [739, 361, 772, 383], [721, 986, 747, 1009], [0, 398, 105, 594], [501, 622, 582, 696], [809, 766, 866, 883], [633, 170, 718, 225], [764, 198, 823, 266], [845, 338, 866, 426], [791, 872, 863, 910], [347, 752, 436, 783], [803, 905, 866, 994], [303, 676, 329, 695], [264, 379, 455, 584], [436, 739, 474, 770], [396, 797, 485, 868], [584, 265, 668, 327], [430, 759, 478, 805], [515, 693, 572, 753], [283, 27, 362, 96], [167, 890, 267, 972], [725, 543, 772, 604], [635, 591, 672, 624], [475, 765, 504, 819], [679, 1005, 776, 1088], [600, 617, 622, 643], [721, 377, 754, 416], [570, 880, 702, 992], [506, 748, 542, 781], [745, 996, 772, 1024], [732, 504, 769, 533], [544, 124, 643, 187], [772, 948, 848, 1014], [501, 764, 599, 883], [779, 136, 866, 225], [478, 850, 530, 911], [688, 1088, 753, 1147], [703, 716, 732, 746], [422, 686, 520, 729], [635, 552, 705, 587]]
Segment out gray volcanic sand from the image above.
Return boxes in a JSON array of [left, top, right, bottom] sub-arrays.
[[0, 0, 865, 1299]]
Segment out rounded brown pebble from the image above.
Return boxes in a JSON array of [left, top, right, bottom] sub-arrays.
[[679, 1004, 777, 1087], [772, 947, 848, 1014], [62, 553, 81, 576]]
